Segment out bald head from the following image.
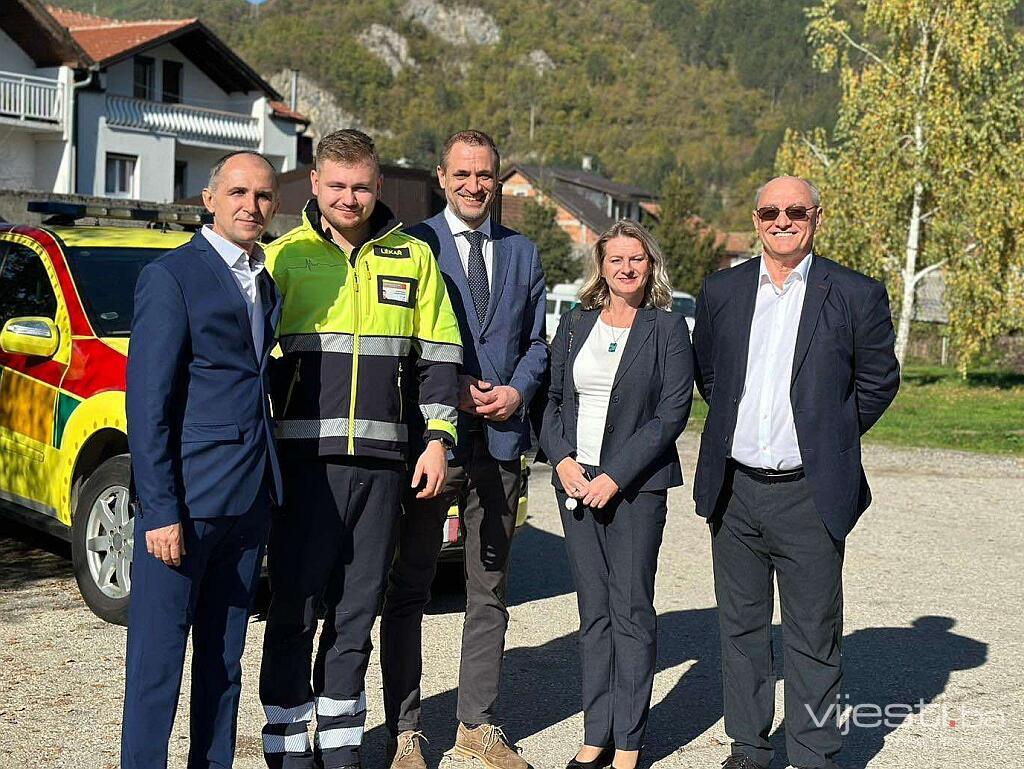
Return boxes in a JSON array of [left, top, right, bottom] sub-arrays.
[[207, 150, 279, 193], [755, 175, 819, 209]]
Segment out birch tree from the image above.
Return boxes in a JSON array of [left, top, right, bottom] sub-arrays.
[[775, 0, 1024, 369]]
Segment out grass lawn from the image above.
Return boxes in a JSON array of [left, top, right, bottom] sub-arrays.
[[683, 366, 1024, 457]]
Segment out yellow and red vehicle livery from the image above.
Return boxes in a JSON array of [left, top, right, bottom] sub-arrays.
[[0, 223, 191, 623]]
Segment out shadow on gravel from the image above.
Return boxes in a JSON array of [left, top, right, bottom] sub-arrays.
[[362, 606, 725, 766], [768, 615, 988, 768], [0, 516, 72, 592]]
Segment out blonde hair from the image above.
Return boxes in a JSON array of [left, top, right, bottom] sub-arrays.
[[577, 220, 673, 311]]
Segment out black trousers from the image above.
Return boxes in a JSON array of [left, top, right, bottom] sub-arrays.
[[560, 465, 668, 752], [380, 430, 521, 731], [122, 485, 270, 769], [260, 454, 404, 769], [711, 466, 845, 769]]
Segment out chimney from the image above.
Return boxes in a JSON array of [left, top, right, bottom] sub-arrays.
[[581, 156, 593, 172], [290, 69, 300, 111]]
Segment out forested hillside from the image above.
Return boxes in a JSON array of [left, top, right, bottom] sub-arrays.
[[57, 0, 848, 226]]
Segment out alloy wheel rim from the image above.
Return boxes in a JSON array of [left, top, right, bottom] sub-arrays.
[[85, 484, 133, 599]]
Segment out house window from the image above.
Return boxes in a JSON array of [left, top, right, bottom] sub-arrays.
[[173, 161, 187, 201], [105, 154, 137, 197], [162, 60, 183, 104], [133, 56, 155, 100]]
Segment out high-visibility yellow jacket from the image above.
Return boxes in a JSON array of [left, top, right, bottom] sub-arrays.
[[266, 200, 462, 461]]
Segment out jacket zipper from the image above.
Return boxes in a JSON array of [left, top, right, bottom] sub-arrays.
[[396, 360, 404, 422], [348, 250, 361, 454]]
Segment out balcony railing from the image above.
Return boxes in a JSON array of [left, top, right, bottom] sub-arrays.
[[105, 95, 260, 148], [0, 70, 63, 124]]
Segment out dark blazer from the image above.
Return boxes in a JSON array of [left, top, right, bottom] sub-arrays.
[[126, 231, 283, 530], [692, 254, 900, 540], [405, 213, 548, 462], [540, 306, 693, 493]]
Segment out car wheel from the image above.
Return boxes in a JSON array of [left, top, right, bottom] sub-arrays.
[[71, 454, 133, 625]]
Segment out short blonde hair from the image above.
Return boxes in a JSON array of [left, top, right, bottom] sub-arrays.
[[577, 220, 673, 311]]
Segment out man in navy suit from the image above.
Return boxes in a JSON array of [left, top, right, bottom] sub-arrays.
[[692, 176, 900, 769], [380, 130, 548, 769], [122, 151, 284, 769]]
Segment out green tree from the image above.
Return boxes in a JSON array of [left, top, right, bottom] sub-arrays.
[[518, 200, 579, 286], [655, 169, 725, 296], [776, 0, 1024, 371]]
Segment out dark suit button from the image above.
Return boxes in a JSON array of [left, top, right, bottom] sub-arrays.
[[606, 425, 614, 433], [612, 394, 620, 403], [480, 336, 487, 344], [732, 397, 738, 404]]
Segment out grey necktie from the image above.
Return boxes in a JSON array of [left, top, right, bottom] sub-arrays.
[[464, 230, 489, 326]]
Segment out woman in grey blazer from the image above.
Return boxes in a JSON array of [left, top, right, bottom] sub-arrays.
[[540, 220, 694, 769]]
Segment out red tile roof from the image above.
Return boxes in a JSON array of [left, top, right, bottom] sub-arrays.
[[269, 100, 310, 124], [47, 5, 196, 64]]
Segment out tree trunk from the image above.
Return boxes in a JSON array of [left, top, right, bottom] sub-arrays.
[[895, 177, 923, 368]]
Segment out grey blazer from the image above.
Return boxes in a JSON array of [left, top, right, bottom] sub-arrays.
[[540, 306, 694, 493]]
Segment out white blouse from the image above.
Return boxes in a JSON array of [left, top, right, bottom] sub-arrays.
[[573, 318, 631, 465]]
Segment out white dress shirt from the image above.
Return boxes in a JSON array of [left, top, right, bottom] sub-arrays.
[[444, 205, 493, 287], [731, 253, 813, 471], [201, 225, 265, 354], [573, 319, 631, 465]]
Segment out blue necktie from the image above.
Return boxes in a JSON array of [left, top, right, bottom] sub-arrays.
[[464, 230, 489, 326]]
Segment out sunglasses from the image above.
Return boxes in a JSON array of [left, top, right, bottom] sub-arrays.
[[755, 205, 819, 222]]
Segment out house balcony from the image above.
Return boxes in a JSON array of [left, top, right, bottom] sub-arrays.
[[0, 70, 64, 130], [105, 95, 261, 150]]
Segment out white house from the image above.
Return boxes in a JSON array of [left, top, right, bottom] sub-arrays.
[[0, 0, 88, 194], [0, 1, 308, 204]]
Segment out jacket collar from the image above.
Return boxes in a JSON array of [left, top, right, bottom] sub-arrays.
[[301, 198, 402, 255]]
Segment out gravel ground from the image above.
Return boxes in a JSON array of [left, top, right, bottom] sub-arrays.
[[1, 434, 1022, 769]]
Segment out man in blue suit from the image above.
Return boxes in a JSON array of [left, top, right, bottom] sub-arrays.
[[122, 150, 284, 769], [693, 176, 900, 769], [380, 130, 548, 769]]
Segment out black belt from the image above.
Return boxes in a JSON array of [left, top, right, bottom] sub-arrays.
[[731, 460, 805, 484]]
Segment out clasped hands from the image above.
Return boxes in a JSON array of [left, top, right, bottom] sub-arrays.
[[457, 374, 521, 422], [556, 457, 619, 509]]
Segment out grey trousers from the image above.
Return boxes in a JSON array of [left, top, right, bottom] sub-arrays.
[[380, 431, 522, 731], [560, 467, 668, 751], [711, 465, 845, 769]]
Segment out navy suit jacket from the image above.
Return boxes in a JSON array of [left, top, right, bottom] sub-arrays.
[[405, 212, 548, 462], [126, 232, 283, 530], [540, 306, 693, 493], [692, 254, 900, 540]]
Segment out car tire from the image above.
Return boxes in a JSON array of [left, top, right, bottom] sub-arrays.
[[71, 454, 133, 625]]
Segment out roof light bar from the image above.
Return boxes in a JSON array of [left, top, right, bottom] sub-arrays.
[[28, 201, 212, 227]]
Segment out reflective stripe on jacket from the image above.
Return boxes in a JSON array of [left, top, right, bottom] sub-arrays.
[[267, 199, 461, 460]]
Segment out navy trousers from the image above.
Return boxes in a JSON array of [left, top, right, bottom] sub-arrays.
[[711, 467, 845, 769], [559, 465, 668, 752], [260, 455, 404, 769], [121, 487, 270, 769]]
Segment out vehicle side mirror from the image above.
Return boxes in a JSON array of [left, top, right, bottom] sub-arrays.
[[1, 317, 60, 358]]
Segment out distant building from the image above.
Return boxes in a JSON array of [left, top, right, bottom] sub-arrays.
[[0, 0, 309, 203], [500, 163, 659, 251]]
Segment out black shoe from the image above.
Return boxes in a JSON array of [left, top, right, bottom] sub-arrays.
[[567, 746, 614, 769], [721, 754, 767, 769]]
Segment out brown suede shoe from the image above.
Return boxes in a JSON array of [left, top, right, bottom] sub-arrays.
[[452, 723, 529, 769], [386, 730, 427, 769]]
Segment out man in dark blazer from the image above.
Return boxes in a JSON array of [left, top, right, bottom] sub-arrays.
[[692, 176, 899, 769], [122, 151, 283, 769], [380, 130, 548, 769]]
